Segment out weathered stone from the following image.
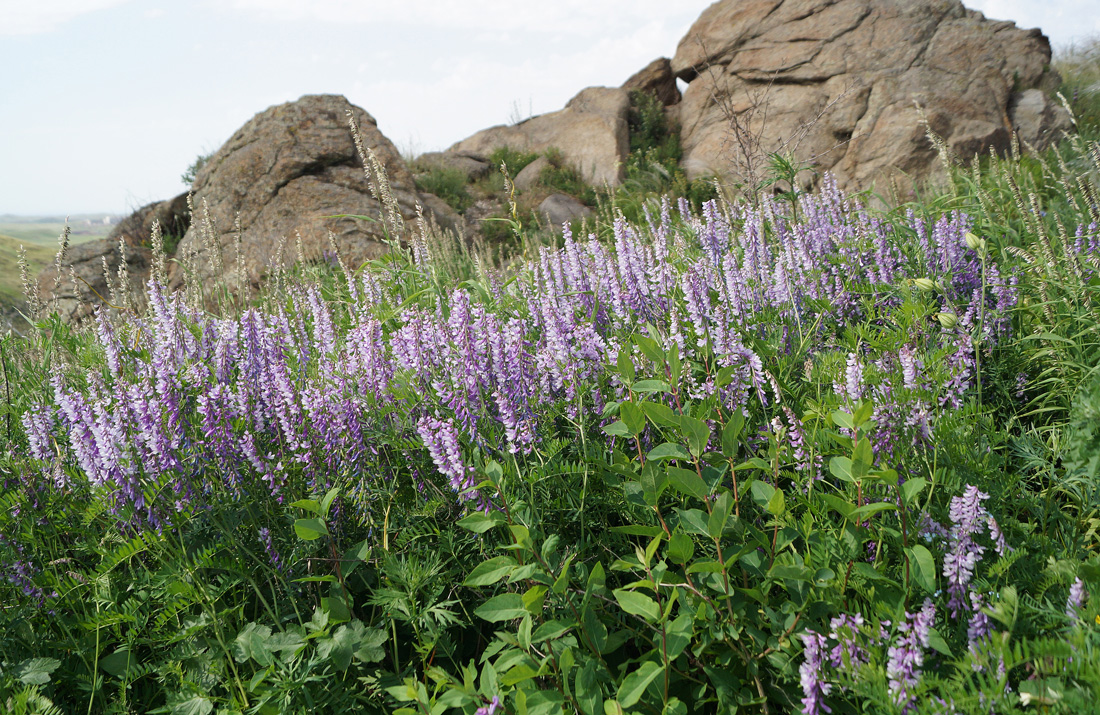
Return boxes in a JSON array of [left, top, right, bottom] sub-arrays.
[[514, 155, 550, 192], [1009, 89, 1074, 150], [622, 58, 681, 106], [671, 0, 1067, 193], [36, 238, 152, 324], [109, 192, 191, 248], [171, 94, 458, 294], [416, 151, 491, 181], [539, 194, 593, 228], [450, 87, 630, 187]]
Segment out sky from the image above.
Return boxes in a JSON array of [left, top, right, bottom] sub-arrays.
[[0, 0, 1097, 216]]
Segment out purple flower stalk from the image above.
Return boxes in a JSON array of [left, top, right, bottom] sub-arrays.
[[828, 613, 867, 668], [1067, 578, 1087, 618], [417, 415, 477, 501], [799, 630, 832, 715], [886, 599, 935, 710], [943, 485, 1005, 618], [258, 527, 285, 572]]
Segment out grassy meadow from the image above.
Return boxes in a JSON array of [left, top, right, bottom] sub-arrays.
[[1, 45, 1099, 715]]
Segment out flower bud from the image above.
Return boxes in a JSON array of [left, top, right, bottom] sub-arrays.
[[937, 312, 959, 329], [912, 278, 936, 292], [965, 232, 986, 254]]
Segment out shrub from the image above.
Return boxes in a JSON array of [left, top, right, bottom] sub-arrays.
[[415, 166, 474, 213]]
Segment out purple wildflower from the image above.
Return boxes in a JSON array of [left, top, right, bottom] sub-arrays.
[[943, 485, 1005, 618], [967, 592, 992, 668], [417, 415, 477, 501], [828, 613, 867, 668], [474, 696, 501, 715], [1067, 578, 1087, 618], [799, 630, 832, 715], [258, 528, 285, 572], [886, 599, 935, 709]]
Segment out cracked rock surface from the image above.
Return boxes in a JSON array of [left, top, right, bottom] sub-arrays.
[[171, 94, 458, 294], [671, 0, 1072, 193]]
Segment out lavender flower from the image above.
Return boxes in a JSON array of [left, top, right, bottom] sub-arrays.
[[799, 630, 832, 715], [886, 599, 935, 709], [1067, 578, 1087, 618], [943, 485, 1005, 618], [828, 613, 867, 668], [967, 592, 992, 668], [474, 696, 501, 715], [417, 415, 477, 501], [258, 527, 285, 572]]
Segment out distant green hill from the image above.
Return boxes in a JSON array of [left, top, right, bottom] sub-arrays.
[[0, 233, 54, 307], [0, 221, 109, 246]]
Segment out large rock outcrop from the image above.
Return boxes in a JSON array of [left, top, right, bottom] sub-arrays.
[[449, 87, 631, 187], [171, 94, 458, 294], [670, 0, 1072, 192]]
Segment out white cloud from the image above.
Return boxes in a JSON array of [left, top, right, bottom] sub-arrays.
[[967, 0, 1100, 47], [0, 0, 135, 35], [222, 0, 700, 36]]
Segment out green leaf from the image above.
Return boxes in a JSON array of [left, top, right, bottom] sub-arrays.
[[829, 456, 854, 483], [668, 532, 695, 565], [457, 510, 506, 534], [664, 613, 693, 661], [647, 442, 692, 462], [475, 593, 528, 622], [636, 335, 665, 364], [289, 498, 321, 515], [617, 349, 636, 385], [750, 480, 776, 509], [900, 478, 928, 506], [602, 420, 632, 438], [680, 415, 710, 457], [100, 649, 137, 677], [928, 627, 953, 657], [708, 492, 735, 539], [820, 494, 853, 519], [321, 593, 351, 623], [722, 413, 745, 457], [613, 589, 660, 623], [464, 556, 518, 586], [642, 401, 680, 427], [766, 488, 786, 517], [169, 696, 214, 715], [852, 400, 874, 427], [609, 525, 664, 537], [906, 545, 937, 593], [621, 402, 646, 436], [294, 518, 328, 541], [632, 379, 669, 393], [342, 539, 371, 577], [831, 410, 855, 430], [533, 620, 574, 642], [664, 698, 688, 715], [617, 661, 662, 708], [15, 657, 60, 685], [577, 661, 601, 715], [848, 502, 897, 521], [667, 466, 708, 501], [675, 508, 710, 536], [320, 487, 340, 518]]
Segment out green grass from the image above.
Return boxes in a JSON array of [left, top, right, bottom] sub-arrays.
[[0, 221, 108, 246], [0, 234, 53, 305]]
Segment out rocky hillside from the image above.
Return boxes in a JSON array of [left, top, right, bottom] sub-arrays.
[[35, 0, 1073, 322]]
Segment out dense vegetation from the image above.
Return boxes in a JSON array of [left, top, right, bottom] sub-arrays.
[[2, 52, 1100, 714]]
